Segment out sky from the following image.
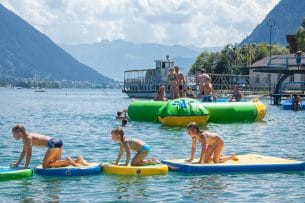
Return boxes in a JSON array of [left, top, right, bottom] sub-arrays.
[[2, 0, 280, 48]]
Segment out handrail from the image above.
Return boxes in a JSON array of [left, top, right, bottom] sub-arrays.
[[267, 56, 305, 70]]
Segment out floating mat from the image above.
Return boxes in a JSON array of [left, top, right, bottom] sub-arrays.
[[0, 167, 33, 180], [35, 163, 102, 176], [103, 164, 168, 175], [161, 154, 305, 173]]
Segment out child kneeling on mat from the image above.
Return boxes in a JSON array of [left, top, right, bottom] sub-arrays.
[[111, 127, 160, 166], [11, 124, 90, 169], [186, 122, 239, 164]]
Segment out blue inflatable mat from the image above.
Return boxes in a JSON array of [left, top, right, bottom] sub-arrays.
[[35, 163, 102, 176], [161, 154, 305, 174]]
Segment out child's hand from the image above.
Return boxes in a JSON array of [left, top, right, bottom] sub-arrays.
[[10, 163, 19, 168]]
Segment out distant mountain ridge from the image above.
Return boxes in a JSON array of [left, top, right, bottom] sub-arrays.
[[240, 0, 305, 46], [60, 40, 202, 81], [0, 4, 113, 85]]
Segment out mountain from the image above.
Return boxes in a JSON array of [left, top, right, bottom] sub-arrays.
[[0, 4, 113, 85], [240, 0, 305, 46], [60, 40, 201, 81]]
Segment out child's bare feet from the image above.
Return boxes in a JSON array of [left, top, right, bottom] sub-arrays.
[[76, 156, 90, 166], [231, 154, 239, 161], [66, 157, 79, 166], [151, 158, 160, 164]]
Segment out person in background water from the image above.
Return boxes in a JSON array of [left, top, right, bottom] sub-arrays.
[[175, 66, 186, 98], [11, 124, 89, 169], [196, 69, 210, 97], [291, 94, 302, 111], [295, 50, 303, 70], [121, 118, 128, 127], [167, 67, 178, 99], [229, 85, 243, 102], [185, 86, 196, 99], [116, 109, 127, 119], [201, 77, 216, 102], [111, 127, 160, 166], [154, 85, 167, 101], [186, 122, 238, 164]]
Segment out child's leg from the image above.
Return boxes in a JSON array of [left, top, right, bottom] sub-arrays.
[[131, 151, 159, 166], [204, 146, 214, 163], [214, 141, 239, 163], [74, 155, 90, 166], [42, 148, 78, 168]]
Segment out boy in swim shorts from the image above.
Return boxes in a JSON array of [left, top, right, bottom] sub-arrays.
[[11, 124, 89, 168]]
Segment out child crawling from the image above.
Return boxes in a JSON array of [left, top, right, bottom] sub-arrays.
[[111, 127, 160, 166], [11, 124, 90, 169], [186, 122, 239, 164]]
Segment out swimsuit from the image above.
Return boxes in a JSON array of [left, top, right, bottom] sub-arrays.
[[48, 138, 63, 148], [139, 144, 150, 152], [129, 138, 150, 152], [202, 95, 213, 102]]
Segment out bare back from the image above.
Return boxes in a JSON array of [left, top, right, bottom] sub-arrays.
[[27, 133, 51, 147]]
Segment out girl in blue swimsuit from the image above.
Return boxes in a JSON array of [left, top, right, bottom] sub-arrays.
[[111, 127, 160, 166]]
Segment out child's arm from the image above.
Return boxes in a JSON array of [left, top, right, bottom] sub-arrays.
[[115, 144, 125, 164], [12, 144, 27, 167], [124, 143, 131, 166], [186, 138, 197, 162], [24, 136, 33, 168], [199, 137, 207, 164]]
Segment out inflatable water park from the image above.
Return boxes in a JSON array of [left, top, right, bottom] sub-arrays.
[[127, 98, 267, 126]]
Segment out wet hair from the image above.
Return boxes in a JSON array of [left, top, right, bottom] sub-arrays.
[[12, 124, 26, 134], [122, 118, 128, 126], [111, 127, 125, 142], [186, 122, 200, 134]]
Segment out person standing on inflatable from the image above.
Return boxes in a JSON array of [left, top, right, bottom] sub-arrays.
[[11, 124, 89, 168], [111, 127, 160, 166], [186, 122, 238, 164]]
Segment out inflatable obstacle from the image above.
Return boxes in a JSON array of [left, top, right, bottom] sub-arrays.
[[158, 98, 209, 126], [282, 101, 305, 110], [128, 100, 166, 122], [35, 163, 102, 176], [161, 154, 305, 173], [127, 98, 267, 126], [0, 167, 33, 180], [202, 99, 267, 123], [102, 163, 168, 175]]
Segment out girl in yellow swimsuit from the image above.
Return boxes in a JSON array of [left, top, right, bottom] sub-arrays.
[[111, 127, 160, 166], [186, 122, 238, 164]]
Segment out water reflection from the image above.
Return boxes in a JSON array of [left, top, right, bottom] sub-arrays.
[[184, 175, 227, 201], [112, 175, 148, 200]]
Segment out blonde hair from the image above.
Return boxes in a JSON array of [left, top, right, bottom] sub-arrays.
[[111, 127, 125, 142], [186, 122, 200, 134]]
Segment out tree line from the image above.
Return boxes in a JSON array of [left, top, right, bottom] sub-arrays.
[[190, 17, 305, 75]]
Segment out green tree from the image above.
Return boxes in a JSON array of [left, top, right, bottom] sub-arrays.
[[296, 17, 305, 51]]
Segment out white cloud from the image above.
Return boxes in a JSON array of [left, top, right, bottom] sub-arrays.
[[1, 0, 280, 47]]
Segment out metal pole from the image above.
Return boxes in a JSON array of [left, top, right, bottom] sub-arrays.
[[267, 19, 275, 59]]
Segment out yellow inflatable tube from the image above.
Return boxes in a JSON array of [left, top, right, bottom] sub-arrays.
[[102, 164, 168, 175]]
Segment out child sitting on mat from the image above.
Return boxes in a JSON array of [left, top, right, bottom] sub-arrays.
[[11, 124, 89, 169], [111, 127, 160, 166], [186, 122, 238, 164]]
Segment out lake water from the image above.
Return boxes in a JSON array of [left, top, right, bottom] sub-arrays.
[[0, 88, 304, 202]]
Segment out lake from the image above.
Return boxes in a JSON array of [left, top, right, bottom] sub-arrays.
[[0, 88, 304, 202]]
